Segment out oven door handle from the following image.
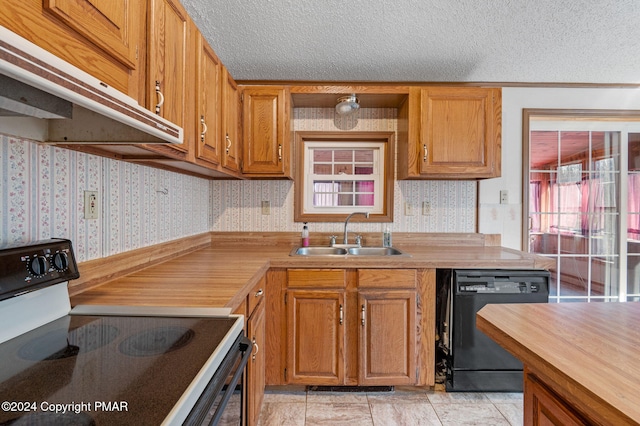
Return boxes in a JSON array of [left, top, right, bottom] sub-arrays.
[[208, 338, 252, 426]]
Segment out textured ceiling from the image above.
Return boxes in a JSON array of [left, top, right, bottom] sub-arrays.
[[181, 0, 640, 84]]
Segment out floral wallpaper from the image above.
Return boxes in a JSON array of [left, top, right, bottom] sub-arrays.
[[210, 108, 477, 234], [1, 108, 476, 263], [0, 135, 211, 262]]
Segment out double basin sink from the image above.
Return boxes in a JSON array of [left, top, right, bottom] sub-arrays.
[[291, 246, 409, 257]]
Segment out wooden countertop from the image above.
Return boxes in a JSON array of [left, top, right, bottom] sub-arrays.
[[477, 302, 640, 425], [70, 234, 553, 311]]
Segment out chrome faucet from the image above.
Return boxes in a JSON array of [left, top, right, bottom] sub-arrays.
[[343, 212, 369, 245]]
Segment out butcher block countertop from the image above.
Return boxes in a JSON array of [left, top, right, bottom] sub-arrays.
[[70, 232, 553, 311], [477, 302, 640, 425]]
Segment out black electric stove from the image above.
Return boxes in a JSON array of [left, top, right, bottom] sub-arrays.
[[0, 239, 246, 425]]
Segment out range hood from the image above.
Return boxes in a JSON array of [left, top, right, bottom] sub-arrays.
[[0, 26, 182, 145]]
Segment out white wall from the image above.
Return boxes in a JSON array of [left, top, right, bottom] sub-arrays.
[[479, 87, 640, 250]]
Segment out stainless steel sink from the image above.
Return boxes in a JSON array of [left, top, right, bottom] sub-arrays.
[[291, 246, 348, 256], [347, 246, 408, 256], [290, 246, 409, 257]]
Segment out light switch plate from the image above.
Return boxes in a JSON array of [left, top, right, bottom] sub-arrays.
[[84, 190, 98, 219], [500, 190, 509, 204], [405, 202, 414, 216]]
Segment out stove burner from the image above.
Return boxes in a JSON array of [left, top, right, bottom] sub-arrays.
[[18, 324, 120, 361], [118, 326, 195, 357], [0, 410, 95, 425]]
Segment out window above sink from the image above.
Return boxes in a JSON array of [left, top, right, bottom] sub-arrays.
[[294, 131, 395, 223]]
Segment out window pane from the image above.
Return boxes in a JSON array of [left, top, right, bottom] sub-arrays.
[[334, 150, 353, 162], [313, 150, 333, 162], [355, 165, 373, 175], [355, 150, 373, 162], [314, 164, 332, 174], [337, 194, 353, 206], [338, 181, 353, 192], [334, 164, 353, 175], [530, 131, 559, 170]]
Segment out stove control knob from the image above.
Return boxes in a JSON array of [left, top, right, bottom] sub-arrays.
[[52, 252, 69, 271], [28, 256, 48, 276]]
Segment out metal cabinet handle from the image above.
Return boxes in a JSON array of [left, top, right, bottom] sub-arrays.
[[423, 144, 428, 162], [200, 115, 208, 142], [278, 144, 282, 161], [361, 304, 365, 326], [154, 81, 164, 114], [339, 304, 343, 325], [255, 289, 264, 297], [252, 337, 259, 360], [226, 134, 232, 154]]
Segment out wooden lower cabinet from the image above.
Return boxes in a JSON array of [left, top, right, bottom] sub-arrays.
[[283, 268, 425, 387], [358, 289, 416, 385], [286, 290, 345, 384], [247, 294, 265, 426], [524, 371, 588, 426]]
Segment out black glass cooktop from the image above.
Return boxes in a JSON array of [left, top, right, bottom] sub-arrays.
[[0, 315, 238, 425]]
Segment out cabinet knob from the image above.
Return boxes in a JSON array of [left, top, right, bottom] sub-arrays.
[[226, 134, 232, 154], [339, 304, 343, 325], [255, 289, 264, 297], [361, 304, 366, 326], [278, 144, 282, 161], [423, 144, 428, 162]]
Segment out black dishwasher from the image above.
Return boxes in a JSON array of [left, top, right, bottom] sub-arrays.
[[436, 269, 549, 392]]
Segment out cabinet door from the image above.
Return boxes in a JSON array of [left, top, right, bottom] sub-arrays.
[[221, 67, 242, 173], [247, 299, 266, 426], [1, 0, 142, 96], [419, 87, 501, 178], [524, 372, 588, 426], [147, 0, 193, 157], [241, 86, 291, 177], [358, 290, 417, 385], [44, 0, 137, 69], [286, 290, 345, 385], [195, 33, 222, 166]]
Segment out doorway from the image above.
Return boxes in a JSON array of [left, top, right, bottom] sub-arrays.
[[523, 110, 640, 302]]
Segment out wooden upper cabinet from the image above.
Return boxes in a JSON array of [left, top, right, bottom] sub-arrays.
[[0, 0, 143, 96], [221, 66, 242, 173], [44, 0, 137, 69], [146, 0, 194, 159], [241, 86, 291, 178], [195, 32, 222, 167], [398, 87, 502, 179]]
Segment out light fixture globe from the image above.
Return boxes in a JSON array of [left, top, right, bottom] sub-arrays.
[[335, 94, 360, 115]]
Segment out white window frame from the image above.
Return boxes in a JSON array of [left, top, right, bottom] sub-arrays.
[[293, 131, 395, 223], [303, 141, 384, 215]]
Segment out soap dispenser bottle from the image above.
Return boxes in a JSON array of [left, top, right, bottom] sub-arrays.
[[383, 226, 392, 247], [301, 223, 310, 247]]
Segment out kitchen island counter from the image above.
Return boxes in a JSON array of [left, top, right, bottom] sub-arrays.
[[477, 302, 640, 425]]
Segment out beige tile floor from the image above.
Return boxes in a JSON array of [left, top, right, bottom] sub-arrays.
[[257, 386, 523, 426]]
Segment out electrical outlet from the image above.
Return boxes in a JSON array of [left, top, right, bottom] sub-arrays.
[[405, 201, 414, 216], [500, 190, 509, 205], [422, 201, 431, 216], [261, 200, 270, 215], [84, 191, 98, 219]]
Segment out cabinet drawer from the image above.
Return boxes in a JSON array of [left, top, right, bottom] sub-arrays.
[[358, 269, 416, 289], [248, 277, 266, 314], [288, 269, 345, 288]]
